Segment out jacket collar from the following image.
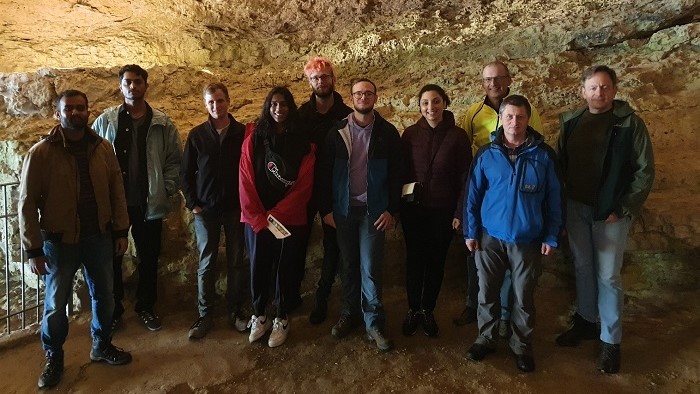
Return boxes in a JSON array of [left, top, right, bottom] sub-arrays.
[[44, 125, 101, 146], [416, 110, 456, 132], [562, 99, 635, 123]]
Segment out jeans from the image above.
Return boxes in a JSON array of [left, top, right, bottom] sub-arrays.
[[566, 199, 631, 344], [401, 204, 453, 312], [474, 233, 541, 356], [194, 210, 247, 317], [335, 206, 386, 330], [245, 224, 303, 318], [42, 233, 114, 359], [113, 206, 162, 319]]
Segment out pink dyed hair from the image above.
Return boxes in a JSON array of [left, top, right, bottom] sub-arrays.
[[304, 57, 334, 78]]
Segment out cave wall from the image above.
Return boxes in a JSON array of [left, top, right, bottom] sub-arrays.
[[0, 0, 698, 306]]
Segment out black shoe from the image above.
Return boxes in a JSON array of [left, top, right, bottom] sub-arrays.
[[401, 309, 419, 336], [599, 341, 621, 374], [138, 310, 162, 331], [90, 342, 133, 365], [37, 354, 63, 389], [556, 313, 598, 347], [188, 315, 213, 339], [421, 310, 439, 338], [465, 343, 495, 361], [453, 306, 477, 326], [514, 353, 535, 372], [309, 301, 328, 325], [331, 315, 358, 339]]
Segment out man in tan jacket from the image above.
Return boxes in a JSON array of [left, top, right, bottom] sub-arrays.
[[19, 90, 132, 389]]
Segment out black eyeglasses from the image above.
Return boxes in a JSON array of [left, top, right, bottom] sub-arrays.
[[351, 91, 376, 99]]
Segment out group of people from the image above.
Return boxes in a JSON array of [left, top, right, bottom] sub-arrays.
[[18, 57, 654, 389]]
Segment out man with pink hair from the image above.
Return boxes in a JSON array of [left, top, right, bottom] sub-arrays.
[[293, 57, 352, 325]]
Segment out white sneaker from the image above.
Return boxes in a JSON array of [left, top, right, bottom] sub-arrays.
[[268, 318, 289, 348], [248, 315, 271, 343]]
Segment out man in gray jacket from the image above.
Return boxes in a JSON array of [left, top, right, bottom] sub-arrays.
[[93, 64, 182, 332]]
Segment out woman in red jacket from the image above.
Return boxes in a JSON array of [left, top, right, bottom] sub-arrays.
[[239, 86, 315, 347], [400, 84, 471, 337]]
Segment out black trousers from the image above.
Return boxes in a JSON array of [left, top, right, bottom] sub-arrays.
[[113, 206, 162, 319], [400, 204, 454, 312], [245, 224, 304, 318]]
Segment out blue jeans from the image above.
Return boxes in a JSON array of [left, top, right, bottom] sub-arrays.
[[566, 199, 631, 344], [42, 233, 114, 359], [335, 206, 386, 330], [194, 210, 247, 317]]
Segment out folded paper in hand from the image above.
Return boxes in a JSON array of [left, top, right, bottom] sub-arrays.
[[267, 214, 291, 239]]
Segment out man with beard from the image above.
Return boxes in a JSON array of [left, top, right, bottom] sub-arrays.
[[297, 57, 353, 324], [93, 64, 182, 332], [454, 61, 543, 340], [19, 90, 132, 389], [319, 79, 401, 351]]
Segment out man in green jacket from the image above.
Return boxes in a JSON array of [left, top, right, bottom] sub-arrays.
[[555, 65, 655, 374], [93, 64, 182, 332]]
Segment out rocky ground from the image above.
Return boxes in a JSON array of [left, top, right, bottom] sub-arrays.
[[0, 241, 698, 393]]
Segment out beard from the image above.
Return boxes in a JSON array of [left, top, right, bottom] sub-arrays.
[[61, 115, 87, 130], [313, 85, 334, 98], [354, 106, 373, 115]]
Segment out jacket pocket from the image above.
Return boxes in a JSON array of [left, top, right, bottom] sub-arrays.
[[518, 158, 544, 193]]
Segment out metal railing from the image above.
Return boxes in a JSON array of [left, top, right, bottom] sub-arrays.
[[1, 181, 44, 336]]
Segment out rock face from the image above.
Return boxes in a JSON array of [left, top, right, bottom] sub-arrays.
[[0, 0, 698, 309]]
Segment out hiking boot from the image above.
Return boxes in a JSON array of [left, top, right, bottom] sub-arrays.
[[401, 309, 419, 336], [229, 312, 249, 333], [556, 313, 599, 347], [37, 353, 63, 389], [367, 328, 394, 351], [90, 342, 132, 365], [498, 319, 512, 340], [599, 341, 621, 374], [421, 310, 439, 338], [138, 310, 162, 331], [453, 306, 477, 326], [514, 353, 536, 373], [465, 343, 495, 361], [248, 315, 272, 343], [309, 300, 328, 325], [188, 315, 213, 339], [268, 318, 289, 348], [331, 315, 358, 339]]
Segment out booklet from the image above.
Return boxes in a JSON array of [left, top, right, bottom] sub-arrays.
[[267, 214, 291, 239]]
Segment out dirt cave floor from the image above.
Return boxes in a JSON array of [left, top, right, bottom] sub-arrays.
[[0, 264, 699, 393]]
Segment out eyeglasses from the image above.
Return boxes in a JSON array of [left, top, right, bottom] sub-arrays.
[[352, 91, 376, 99], [309, 74, 332, 83], [482, 76, 510, 84]]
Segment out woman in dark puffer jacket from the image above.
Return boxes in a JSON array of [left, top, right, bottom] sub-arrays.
[[400, 84, 471, 338]]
